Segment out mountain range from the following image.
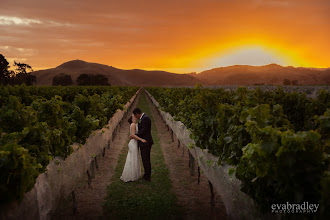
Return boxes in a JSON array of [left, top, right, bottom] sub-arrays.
[[32, 60, 330, 86]]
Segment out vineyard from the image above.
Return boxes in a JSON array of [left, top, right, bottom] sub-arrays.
[[0, 85, 138, 205], [147, 86, 330, 219], [1, 84, 329, 219]]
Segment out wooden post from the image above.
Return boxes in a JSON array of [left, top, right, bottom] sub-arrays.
[[95, 157, 98, 170], [72, 191, 77, 215], [177, 139, 180, 148], [112, 129, 116, 141], [87, 170, 92, 187], [189, 151, 195, 176], [90, 160, 95, 178], [171, 130, 174, 142], [208, 180, 215, 210], [198, 166, 201, 185]]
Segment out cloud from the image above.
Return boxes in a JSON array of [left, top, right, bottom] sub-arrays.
[[0, 45, 37, 57], [0, 15, 76, 28], [0, 16, 42, 26]]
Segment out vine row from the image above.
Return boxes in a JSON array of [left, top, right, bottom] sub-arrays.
[[147, 86, 330, 219]]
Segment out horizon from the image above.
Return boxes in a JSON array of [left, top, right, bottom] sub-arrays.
[[32, 59, 329, 75], [1, 0, 329, 73]]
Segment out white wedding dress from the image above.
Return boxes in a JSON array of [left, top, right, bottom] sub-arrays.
[[120, 123, 141, 182]]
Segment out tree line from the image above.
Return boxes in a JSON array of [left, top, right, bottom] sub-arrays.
[[53, 73, 110, 86], [0, 54, 35, 85]]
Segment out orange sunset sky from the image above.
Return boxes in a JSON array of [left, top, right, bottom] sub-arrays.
[[0, 0, 329, 73]]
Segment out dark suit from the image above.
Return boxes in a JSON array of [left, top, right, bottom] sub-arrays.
[[136, 113, 154, 180]]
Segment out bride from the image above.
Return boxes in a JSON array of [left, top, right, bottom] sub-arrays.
[[120, 115, 146, 182]]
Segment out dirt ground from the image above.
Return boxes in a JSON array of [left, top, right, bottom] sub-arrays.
[[146, 93, 228, 219]]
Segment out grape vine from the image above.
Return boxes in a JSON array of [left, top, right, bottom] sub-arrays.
[[147, 86, 330, 219], [0, 85, 137, 204]]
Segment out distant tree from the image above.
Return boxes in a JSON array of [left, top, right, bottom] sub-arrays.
[[283, 78, 291, 85], [76, 74, 110, 86], [0, 57, 36, 85], [52, 73, 73, 86], [14, 61, 33, 75], [292, 80, 298, 85], [11, 61, 36, 85], [76, 74, 90, 85], [0, 54, 12, 84], [93, 74, 110, 86]]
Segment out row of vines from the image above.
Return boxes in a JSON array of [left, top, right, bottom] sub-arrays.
[[147, 86, 330, 219], [0, 85, 138, 204]]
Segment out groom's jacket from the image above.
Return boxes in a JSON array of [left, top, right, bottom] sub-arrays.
[[137, 114, 154, 147]]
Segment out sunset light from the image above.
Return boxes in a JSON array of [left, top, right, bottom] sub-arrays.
[[201, 44, 309, 71], [210, 46, 288, 67], [0, 0, 329, 72], [1, 1, 330, 219]]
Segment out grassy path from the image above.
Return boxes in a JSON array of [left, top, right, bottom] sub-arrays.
[[103, 91, 182, 219]]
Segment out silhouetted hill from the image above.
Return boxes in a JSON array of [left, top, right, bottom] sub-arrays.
[[32, 60, 201, 86], [191, 64, 330, 85], [193, 64, 330, 85], [32, 61, 329, 86]]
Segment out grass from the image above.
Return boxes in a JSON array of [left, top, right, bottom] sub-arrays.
[[103, 91, 182, 219]]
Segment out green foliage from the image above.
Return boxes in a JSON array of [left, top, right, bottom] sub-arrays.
[[148, 86, 330, 218], [0, 85, 138, 204], [0, 131, 42, 203]]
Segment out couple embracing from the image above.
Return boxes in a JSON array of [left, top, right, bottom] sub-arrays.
[[120, 108, 154, 182]]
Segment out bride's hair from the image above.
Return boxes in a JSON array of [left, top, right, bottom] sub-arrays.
[[128, 116, 133, 124]]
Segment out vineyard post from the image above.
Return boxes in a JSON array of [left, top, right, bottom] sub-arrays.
[[87, 170, 92, 187], [95, 157, 98, 170], [177, 139, 180, 148], [197, 166, 201, 185], [72, 191, 77, 215], [208, 180, 215, 210], [171, 130, 174, 142], [189, 151, 195, 176], [90, 160, 95, 179], [112, 129, 116, 141]]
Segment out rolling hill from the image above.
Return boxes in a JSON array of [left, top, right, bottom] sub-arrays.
[[32, 60, 330, 86], [32, 60, 201, 86], [192, 64, 330, 85]]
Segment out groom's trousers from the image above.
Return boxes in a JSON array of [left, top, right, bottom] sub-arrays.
[[140, 145, 151, 180]]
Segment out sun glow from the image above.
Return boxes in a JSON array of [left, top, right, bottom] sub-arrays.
[[155, 36, 316, 73], [185, 41, 313, 73], [210, 46, 286, 66]]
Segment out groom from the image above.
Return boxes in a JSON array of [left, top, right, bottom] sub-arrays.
[[131, 108, 154, 181]]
